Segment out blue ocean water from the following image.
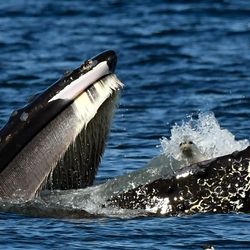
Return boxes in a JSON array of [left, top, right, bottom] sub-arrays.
[[0, 0, 250, 249]]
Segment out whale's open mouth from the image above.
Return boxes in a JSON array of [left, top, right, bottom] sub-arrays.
[[0, 50, 123, 201]]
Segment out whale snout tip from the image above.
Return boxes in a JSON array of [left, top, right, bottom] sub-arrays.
[[106, 51, 117, 72], [92, 50, 117, 72]]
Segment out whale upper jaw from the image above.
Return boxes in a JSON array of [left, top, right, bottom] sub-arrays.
[[0, 50, 122, 200], [49, 50, 117, 102]]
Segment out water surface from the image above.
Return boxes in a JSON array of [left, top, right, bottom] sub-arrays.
[[0, 0, 250, 249]]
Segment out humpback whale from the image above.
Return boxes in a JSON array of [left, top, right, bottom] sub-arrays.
[[109, 146, 250, 215], [0, 50, 123, 201]]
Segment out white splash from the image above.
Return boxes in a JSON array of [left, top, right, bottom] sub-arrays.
[[160, 112, 249, 165]]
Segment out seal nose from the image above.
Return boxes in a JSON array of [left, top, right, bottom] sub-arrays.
[[180, 144, 190, 152]]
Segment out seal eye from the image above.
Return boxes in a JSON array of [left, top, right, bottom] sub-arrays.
[[179, 142, 183, 147], [188, 141, 193, 144]]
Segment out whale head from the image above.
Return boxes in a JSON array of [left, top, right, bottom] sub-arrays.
[[0, 50, 123, 200]]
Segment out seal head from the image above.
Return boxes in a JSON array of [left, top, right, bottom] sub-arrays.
[[179, 139, 205, 165]]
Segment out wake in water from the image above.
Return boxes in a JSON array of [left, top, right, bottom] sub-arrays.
[[0, 112, 249, 218]]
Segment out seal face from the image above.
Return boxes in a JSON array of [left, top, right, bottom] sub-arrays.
[[179, 139, 205, 165], [179, 141, 194, 158]]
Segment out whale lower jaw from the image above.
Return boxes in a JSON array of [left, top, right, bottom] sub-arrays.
[[0, 74, 123, 201]]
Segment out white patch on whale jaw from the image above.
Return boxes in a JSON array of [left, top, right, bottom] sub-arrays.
[[48, 61, 110, 102]]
